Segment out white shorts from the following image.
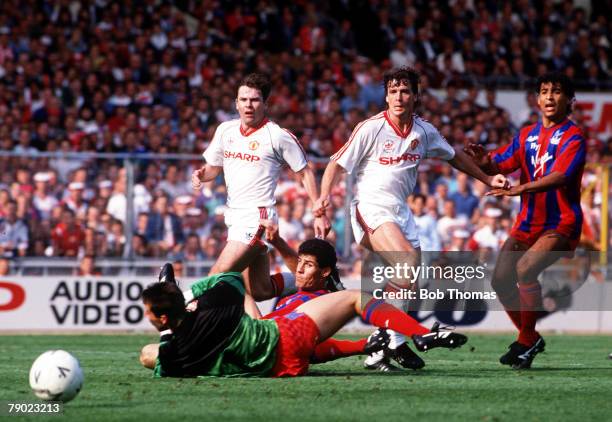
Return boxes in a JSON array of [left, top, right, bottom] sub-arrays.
[[225, 206, 278, 248], [350, 201, 420, 249]]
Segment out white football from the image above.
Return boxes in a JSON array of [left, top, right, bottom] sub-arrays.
[[29, 350, 84, 402]]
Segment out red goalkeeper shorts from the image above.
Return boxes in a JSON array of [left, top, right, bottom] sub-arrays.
[[271, 312, 320, 377]]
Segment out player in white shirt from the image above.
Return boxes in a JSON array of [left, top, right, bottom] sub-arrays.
[[192, 73, 329, 301], [315, 67, 507, 370]]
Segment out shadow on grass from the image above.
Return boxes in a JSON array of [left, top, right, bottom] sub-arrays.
[[306, 370, 424, 377], [307, 366, 612, 378]]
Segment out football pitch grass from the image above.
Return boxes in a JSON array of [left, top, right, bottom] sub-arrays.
[[1, 334, 611, 421]]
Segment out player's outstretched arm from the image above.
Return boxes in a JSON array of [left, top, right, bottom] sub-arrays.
[[296, 165, 331, 237], [260, 219, 298, 272], [449, 147, 508, 189], [463, 143, 501, 175], [487, 171, 566, 197], [314, 160, 345, 217], [191, 164, 223, 191]]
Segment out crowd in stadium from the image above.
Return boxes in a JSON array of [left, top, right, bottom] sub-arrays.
[[0, 0, 609, 273]]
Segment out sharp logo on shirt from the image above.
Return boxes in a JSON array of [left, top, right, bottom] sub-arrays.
[[526, 135, 538, 143], [550, 130, 564, 145], [223, 151, 261, 162], [383, 140, 394, 151], [248, 140, 260, 151], [379, 152, 421, 165], [410, 139, 419, 150]]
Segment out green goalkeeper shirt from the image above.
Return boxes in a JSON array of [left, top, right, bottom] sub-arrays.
[[153, 272, 279, 377]]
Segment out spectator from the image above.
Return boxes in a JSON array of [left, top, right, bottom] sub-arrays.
[[62, 182, 88, 220], [107, 219, 126, 257], [277, 200, 303, 246], [410, 194, 441, 252], [446, 229, 471, 252], [32, 172, 58, 220], [158, 164, 191, 200], [175, 233, 206, 262], [76, 254, 101, 276], [106, 171, 127, 224], [145, 195, 184, 256], [0, 257, 10, 275], [0, 0, 606, 265], [51, 208, 84, 257], [449, 173, 479, 219], [202, 236, 221, 259], [0, 200, 28, 257], [132, 234, 150, 258], [437, 199, 468, 248]]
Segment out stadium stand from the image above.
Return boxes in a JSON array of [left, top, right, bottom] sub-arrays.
[[0, 0, 609, 275]]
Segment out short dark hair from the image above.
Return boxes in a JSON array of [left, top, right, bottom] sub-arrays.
[[298, 238, 337, 270], [535, 72, 575, 114], [383, 67, 420, 97], [298, 238, 342, 292], [238, 73, 272, 101], [413, 193, 426, 203], [142, 282, 185, 320]]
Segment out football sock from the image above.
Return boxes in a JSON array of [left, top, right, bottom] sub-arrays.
[[517, 281, 542, 346], [362, 298, 429, 336], [311, 338, 367, 363], [382, 282, 409, 348]]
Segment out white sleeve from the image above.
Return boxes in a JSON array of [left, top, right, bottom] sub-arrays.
[[331, 120, 372, 174], [202, 123, 225, 166], [276, 128, 308, 172], [425, 124, 455, 160]]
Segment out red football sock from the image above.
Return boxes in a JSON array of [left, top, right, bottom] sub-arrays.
[[311, 338, 367, 363], [362, 298, 429, 336], [506, 309, 522, 331], [517, 282, 542, 346]]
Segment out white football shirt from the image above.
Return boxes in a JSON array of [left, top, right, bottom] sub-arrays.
[[332, 111, 455, 207], [203, 118, 308, 208]]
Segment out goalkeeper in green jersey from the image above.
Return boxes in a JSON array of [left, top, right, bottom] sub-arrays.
[[140, 263, 468, 377]]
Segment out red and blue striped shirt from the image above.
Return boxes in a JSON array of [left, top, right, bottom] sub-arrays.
[[492, 118, 586, 241], [263, 289, 329, 319]]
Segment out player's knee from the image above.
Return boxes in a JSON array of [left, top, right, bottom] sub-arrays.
[[342, 289, 363, 312], [490, 275, 506, 293], [515, 258, 533, 282]]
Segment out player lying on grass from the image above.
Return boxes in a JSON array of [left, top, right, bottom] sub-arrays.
[[256, 223, 393, 365], [139, 267, 468, 377]]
